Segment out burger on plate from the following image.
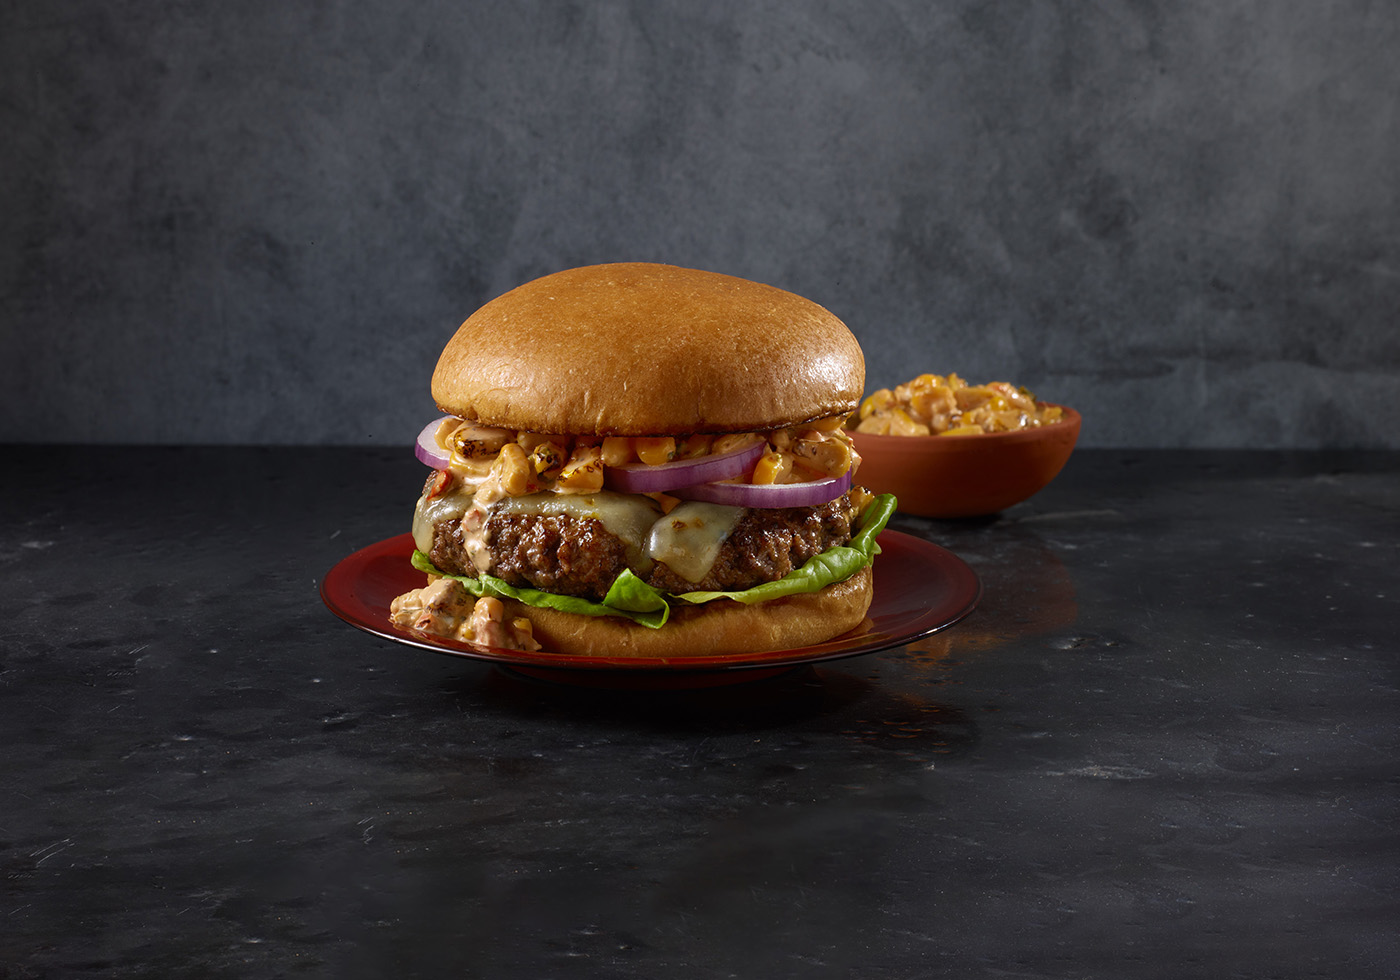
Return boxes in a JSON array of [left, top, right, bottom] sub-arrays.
[[389, 262, 895, 657]]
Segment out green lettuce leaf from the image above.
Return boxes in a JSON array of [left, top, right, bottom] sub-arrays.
[[408, 493, 896, 629], [410, 550, 670, 628], [674, 492, 895, 606]]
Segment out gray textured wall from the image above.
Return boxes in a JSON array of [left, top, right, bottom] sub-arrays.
[[3, 1, 1397, 449]]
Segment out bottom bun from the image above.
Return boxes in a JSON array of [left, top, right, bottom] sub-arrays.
[[499, 566, 874, 658]]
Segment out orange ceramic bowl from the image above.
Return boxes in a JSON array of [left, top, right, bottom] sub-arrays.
[[849, 406, 1081, 518]]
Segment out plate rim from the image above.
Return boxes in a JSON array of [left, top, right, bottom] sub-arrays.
[[321, 530, 980, 673]]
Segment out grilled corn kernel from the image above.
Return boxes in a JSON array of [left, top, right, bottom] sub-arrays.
[[854, 413, 892, 435], [601, 437, 633, 467], [859, 389, 896, 420], [557, 444, 604, 491], [888, 408, 931, 437], [493, 443, 534, 495], [790, 433, 853, 476], [909, 385, 955, 426], [528, 440, 566, 476], [450, 423, 513, 458], [847, 372, 1063, 436], [635, 437, 675, 466], [750, 447, 790, 485]]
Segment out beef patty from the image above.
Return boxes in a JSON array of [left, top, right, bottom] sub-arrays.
[[428, 490, 867, 601]]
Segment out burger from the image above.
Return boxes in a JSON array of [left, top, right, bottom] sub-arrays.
[[388, 262, 895, 656]]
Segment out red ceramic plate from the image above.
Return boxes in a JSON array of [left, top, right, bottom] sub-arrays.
[[321, 531, 979, 681]]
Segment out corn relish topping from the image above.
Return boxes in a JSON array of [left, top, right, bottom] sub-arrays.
[[434, 416, 858, 500], [851, 373, 1065, 437]]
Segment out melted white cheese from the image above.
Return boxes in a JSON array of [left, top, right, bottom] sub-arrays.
[[412, 485, 743, 585], [645, 500, 744, 584], [498, 491, 663, 570], [412, 486, 473, 555]]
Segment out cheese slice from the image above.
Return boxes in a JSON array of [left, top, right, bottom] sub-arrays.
[[645, 500, 744, 584], [412, 486, 473, 555], [411, 485, 743, 586], [497, 491, 664, 570]]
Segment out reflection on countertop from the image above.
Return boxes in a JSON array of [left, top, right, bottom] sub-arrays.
[[1, 447, 1397, 978]]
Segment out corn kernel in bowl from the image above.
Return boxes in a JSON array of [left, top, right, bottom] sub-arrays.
[[846, 372, 1080, 517], [851, 373, 1065, 436]]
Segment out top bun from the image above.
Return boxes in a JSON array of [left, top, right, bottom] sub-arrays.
[[431, 262, 865, 435]]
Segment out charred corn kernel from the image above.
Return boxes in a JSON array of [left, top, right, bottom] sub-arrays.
[[635, 437, 675, 466], [905, 391, 932, 426], [1003, 391, 1035, 414], [889, 408, 931, 437], [806, 415, 847, 433], [676, 434, 714, 458], [557, 444, 604, 491], [750, 447, 790, 485], [854, 413, 892, 435], [601, 437, 633, 467], [529, 440, 566, 475], [493, 443, 534, 495], [939, 424, 984, 437], [859, 389, 896, 420], [711, 432, 764, 455], [451, 423, 513, 458], [953, 387, 989, 411], [790, 434, 853, 476]]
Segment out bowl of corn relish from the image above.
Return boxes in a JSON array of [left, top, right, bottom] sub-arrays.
[[847, 373, 1080, 518]]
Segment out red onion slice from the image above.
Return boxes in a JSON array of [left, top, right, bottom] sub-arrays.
[[414, 417, 452, 469], [604, 439, 766, 494], [671, 469, 852, 509]]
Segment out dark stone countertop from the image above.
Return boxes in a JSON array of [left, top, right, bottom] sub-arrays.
[[2, 447, 1397, 978]]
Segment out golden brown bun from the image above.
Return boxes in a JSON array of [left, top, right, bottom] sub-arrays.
[[498, 565, 873, 658], [432, 263, 865, 435]]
